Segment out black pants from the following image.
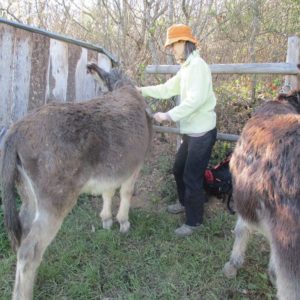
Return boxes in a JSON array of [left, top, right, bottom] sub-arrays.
[[173, 128, 217, 226]]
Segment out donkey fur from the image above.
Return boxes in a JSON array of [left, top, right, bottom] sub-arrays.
[[1, 66, 152, 300], [224, 90, 300, 300]]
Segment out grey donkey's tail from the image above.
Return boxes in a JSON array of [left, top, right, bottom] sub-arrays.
[[1, 133, 22, 251]]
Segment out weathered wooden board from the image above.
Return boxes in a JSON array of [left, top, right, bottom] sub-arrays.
[[0, 22, 113, 126]]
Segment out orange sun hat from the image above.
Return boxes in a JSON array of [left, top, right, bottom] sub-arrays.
[[164, 24, 199, 48]]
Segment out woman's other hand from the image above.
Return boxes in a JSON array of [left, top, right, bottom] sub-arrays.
[[153, 112, 172, 123]]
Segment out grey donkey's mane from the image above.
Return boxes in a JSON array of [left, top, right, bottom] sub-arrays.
[[87, 63, 135, 92], [87, 62, 154, 119]]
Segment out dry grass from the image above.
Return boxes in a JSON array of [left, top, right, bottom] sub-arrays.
[[0, 134, 276, 299]]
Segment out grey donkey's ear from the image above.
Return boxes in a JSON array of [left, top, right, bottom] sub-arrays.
[[86, 63, 112, 91]]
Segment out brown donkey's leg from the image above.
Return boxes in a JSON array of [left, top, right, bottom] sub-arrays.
[[223, 216, 252, 278], [268, 245, 276, 286], [275, 255, 300, 300], [272, 234, 300, 300], [12, 211, 64, 300]]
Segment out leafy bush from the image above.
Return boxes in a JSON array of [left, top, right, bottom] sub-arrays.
[[210, 141, 234, 166], [215, 75, 281, 135]]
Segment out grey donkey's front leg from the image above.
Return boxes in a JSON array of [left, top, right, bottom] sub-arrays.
[[100, 189, 115, 230], [223, 216, 252, 278]]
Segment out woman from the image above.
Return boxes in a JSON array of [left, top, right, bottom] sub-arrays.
[[139, 24, 217, 236]]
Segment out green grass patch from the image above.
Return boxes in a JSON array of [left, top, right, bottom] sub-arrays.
[[0, 196, 276, 299]]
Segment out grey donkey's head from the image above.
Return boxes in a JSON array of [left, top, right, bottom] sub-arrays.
[[87, 63, 134, 92]]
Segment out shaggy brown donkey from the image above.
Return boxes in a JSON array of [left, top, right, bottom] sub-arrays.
[[224, 89, 300, 300], [1, 64, 152, 300]]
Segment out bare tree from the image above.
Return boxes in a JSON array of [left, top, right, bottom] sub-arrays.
[[248, 0, 261, 101], [1, 0, 299, 85]]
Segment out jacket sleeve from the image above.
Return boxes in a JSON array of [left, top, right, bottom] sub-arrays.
[[140, 72, 180, 99], [168, 61, 210, 122]]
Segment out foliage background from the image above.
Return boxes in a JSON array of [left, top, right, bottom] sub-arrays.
[[0, 1, 299, 299], [1, 0, 299, 134], [2, 0, 299, 135]]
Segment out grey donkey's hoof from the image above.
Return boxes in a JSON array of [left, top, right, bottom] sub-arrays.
[[223, 262, 238, 278], [102, 219, 113, 230], [119, 221, 130, 233]]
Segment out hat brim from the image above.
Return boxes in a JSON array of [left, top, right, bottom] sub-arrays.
[[164, 37, 198, 48]]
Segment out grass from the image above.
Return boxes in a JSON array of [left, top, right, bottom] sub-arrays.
[[0, 143, 276, 299], [0, 195, 276, 300]]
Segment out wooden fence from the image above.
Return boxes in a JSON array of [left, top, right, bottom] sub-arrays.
[[146, 36, 300, 142], [0, 18, 299, 143], [0, 18, 117, 127]]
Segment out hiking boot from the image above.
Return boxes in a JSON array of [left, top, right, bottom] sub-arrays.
[[167, 202, 185, 214], [174, 224, 202, 237]]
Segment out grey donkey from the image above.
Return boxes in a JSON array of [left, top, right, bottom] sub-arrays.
[[1, 63, 152, 300]]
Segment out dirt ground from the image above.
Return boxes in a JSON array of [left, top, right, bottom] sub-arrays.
[[130, 132, 226, 215], [131, 131, 177, 211]]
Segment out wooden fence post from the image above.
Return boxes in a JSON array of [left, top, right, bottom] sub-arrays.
[[284, 36, 300, 91]]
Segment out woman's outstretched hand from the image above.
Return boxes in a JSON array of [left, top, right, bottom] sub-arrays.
[[153, 112, 172, 123]]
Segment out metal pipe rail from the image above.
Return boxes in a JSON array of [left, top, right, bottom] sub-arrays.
[[146, 63, 300, 75], [0, 17, 118, 65], [153, 125, 239, 142]]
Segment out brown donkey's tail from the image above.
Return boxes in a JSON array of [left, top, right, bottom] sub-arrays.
[[1, 133, 22, 251]]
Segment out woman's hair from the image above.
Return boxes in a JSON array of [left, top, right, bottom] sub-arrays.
[[184, 41, 197, 60]]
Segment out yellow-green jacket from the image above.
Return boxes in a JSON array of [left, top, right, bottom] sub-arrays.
[[140, 50, 216, 134]]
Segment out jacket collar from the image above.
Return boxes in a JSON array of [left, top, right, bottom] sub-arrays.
[[181, 50, 200, 68]]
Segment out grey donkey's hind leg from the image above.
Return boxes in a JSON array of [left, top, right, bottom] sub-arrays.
[[19, 202, 36, 242], [16, 172, 37, 242], [13, 211, 63, 300], [223, 216, 252, 278]]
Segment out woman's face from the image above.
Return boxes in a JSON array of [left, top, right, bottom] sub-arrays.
[[169, 40, 185, 64]]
